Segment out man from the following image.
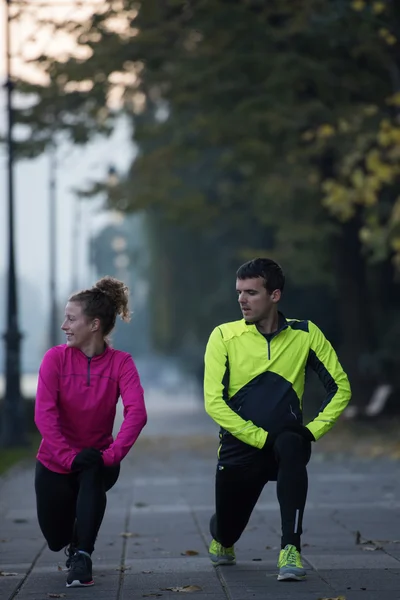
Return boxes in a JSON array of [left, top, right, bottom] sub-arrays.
[[204, 258, 351, 581]]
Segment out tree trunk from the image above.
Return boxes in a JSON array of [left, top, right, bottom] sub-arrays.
[[333, 214, 374, 408]]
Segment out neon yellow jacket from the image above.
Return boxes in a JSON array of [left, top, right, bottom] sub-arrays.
[[204, 314, 351, 464]]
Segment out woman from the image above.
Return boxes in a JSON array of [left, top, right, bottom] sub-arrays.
[[34, 276, 147, 588]]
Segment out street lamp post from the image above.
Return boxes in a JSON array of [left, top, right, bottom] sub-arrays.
[[1, 0, 25, 446], [71, 194, 82, 292], [49, 142, 58, 347]]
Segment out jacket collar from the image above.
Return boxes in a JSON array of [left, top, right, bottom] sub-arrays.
[[69, 343, 110, 361], [242, 311, 288, 337]]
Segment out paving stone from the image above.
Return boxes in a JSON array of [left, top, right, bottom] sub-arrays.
[[1, 386, 399, 600]]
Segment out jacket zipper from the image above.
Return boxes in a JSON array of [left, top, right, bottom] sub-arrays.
[[87, 357, 92, 386], [262, 320, 289, 360]]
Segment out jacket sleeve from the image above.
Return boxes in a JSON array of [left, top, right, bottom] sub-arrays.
[[34, 348, 77, 470], [204, 326, 267, 449], [305, 321, 351, 441], [101, 355, 147, 466]]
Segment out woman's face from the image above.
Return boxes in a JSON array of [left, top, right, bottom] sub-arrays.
[[61, 301, 94, 349]]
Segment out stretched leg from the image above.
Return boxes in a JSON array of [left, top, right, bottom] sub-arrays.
[[210, 462, 267, 548], [35, 461, 77, 552], [75, 463, 120, 554], [273, 431, 311, 551]]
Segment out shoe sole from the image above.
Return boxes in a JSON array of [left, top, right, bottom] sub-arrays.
[[277, 572, 306, 581], [66, 579, 94, 588], [209, 557, 236, 567]]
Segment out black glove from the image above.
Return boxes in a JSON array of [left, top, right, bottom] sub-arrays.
[[71, 448, 103, 471]]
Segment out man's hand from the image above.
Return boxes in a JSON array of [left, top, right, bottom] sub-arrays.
[[71, 448, 103, 471], [282, 423, 315, 442], [263, 423, 315, 449]]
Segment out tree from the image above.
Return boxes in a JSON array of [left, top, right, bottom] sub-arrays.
[[8, 0, 400, 406]]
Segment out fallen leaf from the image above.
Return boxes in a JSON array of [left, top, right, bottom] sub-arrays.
[[142, 570, 153, 574], [57, 565, 63, 572], [0, 572, 18, 577], [180, 550, 199, 556], [47, 594, 66, 598], [317, 596, 346, 600], [162, 585, 202, 593]]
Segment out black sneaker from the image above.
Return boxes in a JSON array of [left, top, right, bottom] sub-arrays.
[[66, 552, 94, 587]]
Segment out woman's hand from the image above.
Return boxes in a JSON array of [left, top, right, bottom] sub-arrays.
[[71, 448, 103, 471]]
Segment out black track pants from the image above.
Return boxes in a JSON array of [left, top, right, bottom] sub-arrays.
[[35, 460, 120, 554], [210, 431, 311, 551]]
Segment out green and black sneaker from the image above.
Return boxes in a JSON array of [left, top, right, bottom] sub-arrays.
[[277, 544, 306, 581], [208, 539, 236, 566]]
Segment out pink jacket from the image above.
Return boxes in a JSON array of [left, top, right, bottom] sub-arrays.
[[35, 344, 147, 473]]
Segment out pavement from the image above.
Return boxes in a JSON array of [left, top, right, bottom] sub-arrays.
[[1, 385, 400, 600]]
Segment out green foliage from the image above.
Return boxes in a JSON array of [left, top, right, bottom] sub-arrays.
[[16, 0, 400, 271], [0, 431, 40, 474], [8, 2, 400, 252]]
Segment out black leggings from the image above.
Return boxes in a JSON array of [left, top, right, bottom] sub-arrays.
[[35, 460, 120, 555], [210, 431, 311, 551]]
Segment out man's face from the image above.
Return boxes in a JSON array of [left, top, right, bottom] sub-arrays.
[[236, 277, 280, 323], [61, 301, 94, 348]]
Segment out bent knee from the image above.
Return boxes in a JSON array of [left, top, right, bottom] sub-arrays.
[[275, 431, 309, 460], [276, 430, 304, 446], [79, 464, 103, 479], [79, 464, 105, 488], [48, 540, 67, 552]]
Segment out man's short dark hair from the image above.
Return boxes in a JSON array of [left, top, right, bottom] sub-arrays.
[[236, 258, 285, 294]]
